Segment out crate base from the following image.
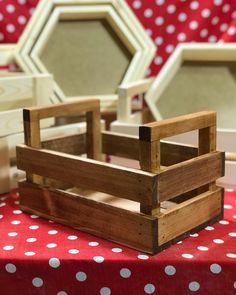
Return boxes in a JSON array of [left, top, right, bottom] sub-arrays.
[[19, 181, 224, 254]]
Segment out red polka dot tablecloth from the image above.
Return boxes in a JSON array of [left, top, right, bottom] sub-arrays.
[[0, 189, 235, 295]]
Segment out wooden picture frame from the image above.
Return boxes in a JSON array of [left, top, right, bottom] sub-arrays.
[[15, 0, 156, 111], [0, 73, 53, 193]]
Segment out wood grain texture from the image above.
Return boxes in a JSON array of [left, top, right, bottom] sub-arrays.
[[16, 145, 157, 206], [158, 188, 223, 245], [139, 111, 216, 142], [157, 151, 224, 202], [19, 181, 158, 254]]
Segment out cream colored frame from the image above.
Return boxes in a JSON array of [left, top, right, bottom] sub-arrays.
[[0, 73, 53, 193], [15, 0, 156, 111]]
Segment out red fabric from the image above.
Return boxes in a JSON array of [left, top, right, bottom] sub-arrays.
[[1, 0, 236, 75], [0, 190, 235, 294]]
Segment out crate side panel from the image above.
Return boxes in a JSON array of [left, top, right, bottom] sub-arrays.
[[158, 188, 223, 245]]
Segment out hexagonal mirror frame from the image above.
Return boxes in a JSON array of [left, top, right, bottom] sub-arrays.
[[145, 42, 236, 188], [15, 0, 156, 112]]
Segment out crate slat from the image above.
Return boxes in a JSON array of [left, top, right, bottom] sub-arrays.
[[16, 145, 157, 206], [158, 151, 224, 202], [158, 188, 223, 245]]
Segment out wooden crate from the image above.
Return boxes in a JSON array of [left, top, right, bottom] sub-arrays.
[[16, 100, 224, 254]]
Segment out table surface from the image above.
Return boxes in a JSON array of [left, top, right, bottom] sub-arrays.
[[0, 189, 235, 295]]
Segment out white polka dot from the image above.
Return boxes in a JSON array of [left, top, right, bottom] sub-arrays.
[[76, 271, 87, 282], [156, 0, 165, 5], [208, 35, 217, 43], [190, 1, 199, 10], [93, 256, 105, 263], [0, 13, 4, 21], [190, 233, 199, 237], [26, 238, 37, 243], [210, 263, 222, 274], [120, 268, 131, 278], [234, 282, 236, 289], [226, 253, 236, 258], [178, 12, 187, 22], [18, 15, 27, 25], [137, 254, 149, 260], [132, 0, 142, 9], [167, 4, 176, 14], [5, 263, 16, 273], [197, 246, 209, 251], [46, 243, 57, 248], [213, 239, 224, 244], [48, 220, 54, 223], [57, 292, 67, 295], [6, 4, 15, 13], [214, 0, 222, 5], [3, 245, 14, 251], [13, 210, 22, 215], [212, 16, 219, 25], [229, 232, 236, 237], [100, 287, 111, 295], [11, 220, 21, 225], [205, 226, 214, 231], [18, 0, 26, 4], [189, 281, 200, 292], [155, 16, 164, 26], [49, 258, 60, 268], [232, 11, 236, 19], [30, 214, 39, 219], [155, 36, 163, 45], [222, 3, 230, 13], [29, 225, 39, 230], [182, 254, 194, 259], [8, 232, 18, 237], [112, 248, 122, 253], [145, 29, 152, 36], [154, 56, 163, 65], [0, 214, 3, 219], [224, 204, 233, 209], [219, 220, 229, 225], [177, 32, 186, 41], [6, 24, 15, 33], [67, 235, 78, 240], [228, 27, 236, 36], [164, 265, 176, 276], [32, 277, 43, 288], [166, 24, 175, 34], [166, 44, 174, 53], [88, 241, 99, 247], [144, 9, 153, 18], [201, 8, 211, 18], [0, 202, 6, 207], [24, 251, 36, 256], [48, 230, 58, 235], [177, 241, 182, 244], [189, 21, 199, 30], [220, 23, 228, 32], [233, 215, 236, 219], [68, 249, 79, 254], [144, 284, 155, 294]]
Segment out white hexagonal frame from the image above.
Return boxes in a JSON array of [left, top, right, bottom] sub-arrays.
[[15, 0, 156, 111]]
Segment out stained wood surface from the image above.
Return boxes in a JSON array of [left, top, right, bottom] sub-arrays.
[[139, 111, 216, 142], [19, 181, 157, 254], [157, 151, 224, 202], [158, 188, 223, 245], [16, 145, 157, 206]]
